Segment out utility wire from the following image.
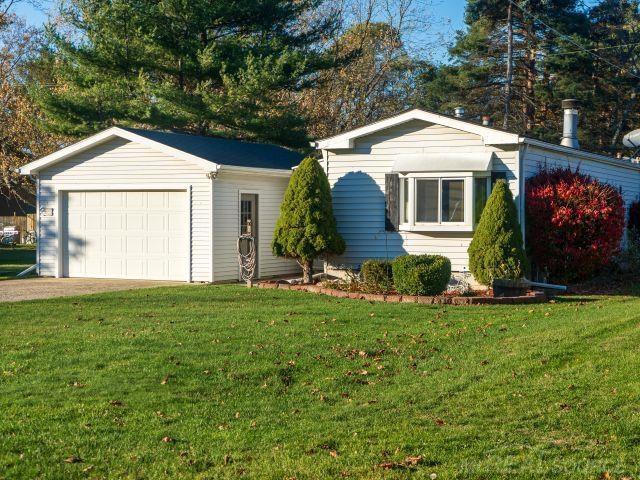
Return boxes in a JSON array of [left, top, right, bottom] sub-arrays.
[[554, 41, 640, 56], [507, 0, 640, 81]]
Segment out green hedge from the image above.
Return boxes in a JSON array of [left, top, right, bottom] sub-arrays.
[[392, 254, 451, 296], [361, 259, 393, 293]]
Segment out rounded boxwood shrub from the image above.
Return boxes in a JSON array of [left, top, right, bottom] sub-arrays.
[[392, 254, 451, 296], [361, 259, 393, 292]]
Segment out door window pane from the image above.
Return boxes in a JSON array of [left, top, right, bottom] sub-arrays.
[[474, 177, 489, 224], [442, 179, 464, 222], [240, 199, 254, 235], [416, 179, 439, 222]]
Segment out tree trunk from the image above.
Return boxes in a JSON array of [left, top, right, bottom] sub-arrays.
[[302, 260, 313, 284], [503, 2, 513, 130]]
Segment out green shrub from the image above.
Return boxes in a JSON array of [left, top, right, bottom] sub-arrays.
[[392, 254, 451, 296], [272, 157, 345, 283], [361, 259, 393, 293], [468, 180, 527, 286]]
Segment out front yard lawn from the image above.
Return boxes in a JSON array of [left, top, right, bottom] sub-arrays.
[[0, 245, 36, 280], [1, 285, 639, 479]]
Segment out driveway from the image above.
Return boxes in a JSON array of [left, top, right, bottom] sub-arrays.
[[0, 277, 186, 302]]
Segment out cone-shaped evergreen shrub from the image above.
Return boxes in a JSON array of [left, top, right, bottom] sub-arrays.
[[468, 180, 527, 285], [272, 157, 345, 283]]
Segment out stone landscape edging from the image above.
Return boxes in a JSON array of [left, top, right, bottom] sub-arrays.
[[257, 282, 547, 305]]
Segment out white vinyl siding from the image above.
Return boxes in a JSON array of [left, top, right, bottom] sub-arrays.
[[212, 172, 299, 282], [37, 138, 212, 281], [324, 119, 520, 272], [523, 145, 640, 206], [523, 145, 640, 237]]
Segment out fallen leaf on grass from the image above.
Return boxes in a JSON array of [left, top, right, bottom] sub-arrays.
[[161, 375, 170, 385], [329, 450, 339, 458], [161, 436, 174, 443], [377, 455, 424, 470], [64, 455, 82, 464], [434, 418, 445, 426], [109, 400, 124, 407]]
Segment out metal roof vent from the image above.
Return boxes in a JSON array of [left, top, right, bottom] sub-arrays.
[[561, 99, 580, 149], [454, 106, 465, 118]]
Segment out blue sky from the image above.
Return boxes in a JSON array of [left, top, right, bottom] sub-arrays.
[[14, 0, 468, 63]]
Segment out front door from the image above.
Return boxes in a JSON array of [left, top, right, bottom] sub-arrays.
[[239, 193, 258, 278]]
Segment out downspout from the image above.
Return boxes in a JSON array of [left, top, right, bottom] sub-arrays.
[[519, 141, 528, 248], [207, 168, 219, 283], [32, 173, 40, 276]]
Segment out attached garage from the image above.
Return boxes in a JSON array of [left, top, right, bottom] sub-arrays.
[[18, 127, 302, 282]]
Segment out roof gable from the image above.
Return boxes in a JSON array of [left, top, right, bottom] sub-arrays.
[[18, 127, 302, 175], [314, 109, 519, 150]]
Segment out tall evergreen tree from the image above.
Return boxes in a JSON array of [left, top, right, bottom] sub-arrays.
[[545, 0, 640, 153], [272, 157, 345, 283], [417, 0, 588, 135], [32, 0, 338, 148]]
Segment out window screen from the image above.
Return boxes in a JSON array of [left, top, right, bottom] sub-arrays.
[[474, 177, 489, 223], [416, 179, 438, 222], [442, 179, 464, 222]]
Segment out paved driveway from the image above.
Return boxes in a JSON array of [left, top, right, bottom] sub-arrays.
[[0, 277, 186, 302]]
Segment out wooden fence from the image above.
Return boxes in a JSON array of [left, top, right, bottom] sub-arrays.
[[0, 214, 36, 243]]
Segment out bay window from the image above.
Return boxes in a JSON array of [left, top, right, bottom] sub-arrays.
[[399, 173, 492, 232]]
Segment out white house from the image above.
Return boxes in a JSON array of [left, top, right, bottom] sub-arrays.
[[18, 127, 302, 282], [314, 102, 640, 276]]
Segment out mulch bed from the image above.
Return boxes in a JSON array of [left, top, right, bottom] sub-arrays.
[[567, 272, 640, 296], [258, 281, 548, 305]]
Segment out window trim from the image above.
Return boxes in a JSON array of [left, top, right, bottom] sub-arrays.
[[399, 172, 490, 232]]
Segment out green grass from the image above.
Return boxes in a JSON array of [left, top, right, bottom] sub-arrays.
[[1, 285, 640, 479], [0, 245, 36, 280]]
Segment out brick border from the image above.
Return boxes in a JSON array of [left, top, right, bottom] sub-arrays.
[[257, 282, 547, 305]]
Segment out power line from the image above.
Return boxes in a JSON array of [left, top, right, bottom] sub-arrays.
[[507, 0, 640, 81], [554, 41, 640, 56]]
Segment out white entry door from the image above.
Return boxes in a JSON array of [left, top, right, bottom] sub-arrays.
[[64, 191, 188, 280]]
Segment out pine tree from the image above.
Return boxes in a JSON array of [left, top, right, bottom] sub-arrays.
[[468, 180, 527, 286], [416, 0, 588, 135], [272, 157, 345, 283], [32, 0, 337, 148]]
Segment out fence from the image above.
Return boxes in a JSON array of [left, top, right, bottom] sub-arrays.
[[0, 214, 36, 243]]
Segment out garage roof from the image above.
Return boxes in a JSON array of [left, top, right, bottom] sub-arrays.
[[18, 126, 303, 175], [122, 128, 303, 171]]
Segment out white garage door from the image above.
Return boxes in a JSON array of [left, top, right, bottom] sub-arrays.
[[64, 191, 188, 280]]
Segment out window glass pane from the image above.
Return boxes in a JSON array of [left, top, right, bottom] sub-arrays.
[[416, 179, 438, 222], [474, 177, 489, 224], [442, 179, 464, 222], [402, 178, 409, 223]]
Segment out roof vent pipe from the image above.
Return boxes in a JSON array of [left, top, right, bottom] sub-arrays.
[[561, 99, 580, 149], [454, 106, 465, 118]]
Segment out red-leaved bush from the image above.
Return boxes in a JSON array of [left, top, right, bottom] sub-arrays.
[[525, 167, 625, 282]]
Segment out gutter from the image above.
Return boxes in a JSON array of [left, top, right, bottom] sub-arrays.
[[519, 137, 640, 172], [216, 165, 293, 177]]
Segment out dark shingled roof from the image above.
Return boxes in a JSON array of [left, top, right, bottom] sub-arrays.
[[122, 127, 303, 171]]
